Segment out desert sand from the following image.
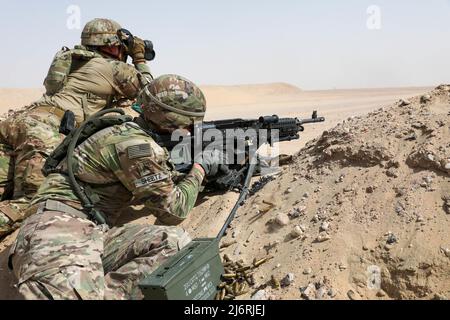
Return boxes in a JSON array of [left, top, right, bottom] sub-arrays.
[[1, 83, 447, 300]]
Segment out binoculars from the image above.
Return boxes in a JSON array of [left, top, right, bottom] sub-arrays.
[[117, 28, 156, 61]]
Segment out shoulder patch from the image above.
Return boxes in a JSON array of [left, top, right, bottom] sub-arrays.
[[134, 172, 169, 188], [128, 144, 152, 159]]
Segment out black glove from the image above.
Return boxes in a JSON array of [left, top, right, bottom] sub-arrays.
[[195, 149, 224, 177]]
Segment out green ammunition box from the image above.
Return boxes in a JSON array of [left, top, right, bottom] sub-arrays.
[[139, 238, 224, 300]]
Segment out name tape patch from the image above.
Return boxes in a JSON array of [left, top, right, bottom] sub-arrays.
[[134, 173, 169, 188]]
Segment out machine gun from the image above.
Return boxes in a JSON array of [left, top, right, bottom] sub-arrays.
[[148, 111, 325, 191], [138, 111, 325, 300]]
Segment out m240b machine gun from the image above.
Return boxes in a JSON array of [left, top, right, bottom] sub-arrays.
[[139, 111, 325, 300]]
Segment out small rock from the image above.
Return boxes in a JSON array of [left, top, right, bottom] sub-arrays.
[[251, 290, 268, 300], [320, 222, 330, 232], [386, 233, 398, 245], [315, 286, 328, 299], [362, 245, 369, 251], [376, 290, 387, 297], [281, 273, 295, 287], [416, 215, 424, 223], [335, 175, 345, 184], [315, 233, 331, 243], [366, 186, 376, 193], [291, 226, 304, 238], [421, 94, 432, 103], [440, 247, 450, 258], [312, 215, 320, 223], [424, 176, 433, 184], [394, 187, 406, 197], [386, 168, 399, 178], [443, 196, 450, 214], [404, 133, 417, 141], [300, 284, 316, 300], [285, 187, 293, 194], [303, 268, 313, 275], [347, 290, 360, 300], [433, 293, 448, 300], [338, 264, 347, 271], [399, 99, 410, 107], [445, 163, 450, 170], [303, 192, 310, 198], [328, 288, 337, 298], [343, 186, 354, 193], [275, 213, 290, 227], [299, 224, 308, 232], [288, 206, 306, 218], [427, 154, 435, 162]]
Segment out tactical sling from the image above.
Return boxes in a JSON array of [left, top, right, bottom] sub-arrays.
[[43, 109, 133, 225]]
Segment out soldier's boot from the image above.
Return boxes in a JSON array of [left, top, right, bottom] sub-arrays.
[[0, 199, 30, 238]]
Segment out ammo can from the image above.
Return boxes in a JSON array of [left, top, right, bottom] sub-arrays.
[[139, 238, 224, 300]]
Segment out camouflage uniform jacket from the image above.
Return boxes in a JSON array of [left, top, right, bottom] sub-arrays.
[[31, 57, 151, 123], [31, 122, 205, 225]]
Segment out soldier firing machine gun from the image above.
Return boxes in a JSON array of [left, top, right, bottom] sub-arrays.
[[148, 111, 325, 191], [139, 111, 325, 300]]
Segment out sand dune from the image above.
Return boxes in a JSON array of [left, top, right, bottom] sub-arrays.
[[201, 82, 303, 106], [0, 88, 44, 111], [0, 84, 432, 155], [0, 83, 303, 112]]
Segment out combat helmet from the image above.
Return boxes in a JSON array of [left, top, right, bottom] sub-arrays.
[[81, 18, 122, 47], [138, 74, 206, 131]]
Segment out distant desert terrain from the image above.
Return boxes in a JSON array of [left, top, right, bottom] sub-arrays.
[[0, 84, 432, 155]]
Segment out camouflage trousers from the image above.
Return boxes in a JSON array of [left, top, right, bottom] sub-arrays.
[[9, 206, 191, 300], [0, 108, 63, 237]]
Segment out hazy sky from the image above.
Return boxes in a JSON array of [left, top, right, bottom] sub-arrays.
[[0, 0, 449, 89]]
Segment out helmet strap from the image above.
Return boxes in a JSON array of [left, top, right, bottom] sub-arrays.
[[142, 85, 206, 118]]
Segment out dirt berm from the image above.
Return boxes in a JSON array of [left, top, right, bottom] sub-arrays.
[[188, 85, 450, 300]]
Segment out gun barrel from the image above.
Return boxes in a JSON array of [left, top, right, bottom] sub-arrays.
[[301, 117, 325, 124]]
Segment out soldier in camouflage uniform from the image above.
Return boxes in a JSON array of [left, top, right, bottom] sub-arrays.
[[0, 18, 153, 237], [9, 75, 223, 300]]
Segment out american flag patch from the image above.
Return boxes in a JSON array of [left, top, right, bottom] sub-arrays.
[[128, 144, 152, 159]]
